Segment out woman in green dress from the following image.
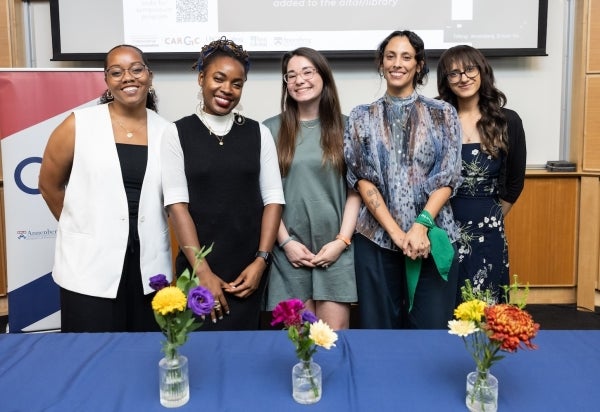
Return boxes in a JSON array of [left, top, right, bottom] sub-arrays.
[[263, 47, 360, 330]]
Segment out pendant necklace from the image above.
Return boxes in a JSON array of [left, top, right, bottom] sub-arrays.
[[462, 126, 480, 143], [197, 108, 234, 146], [459, 112, 481, 144], [109, 105, 147, 139], [114, 117, 146, 139]]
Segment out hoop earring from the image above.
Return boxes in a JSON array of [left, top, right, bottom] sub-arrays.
[[106, 90, 113, 100]]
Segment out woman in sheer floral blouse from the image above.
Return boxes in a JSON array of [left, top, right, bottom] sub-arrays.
[[344, 30, 463, 329]]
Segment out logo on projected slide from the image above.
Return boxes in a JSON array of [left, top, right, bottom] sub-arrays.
[[16, 228, 57, 240], [163, 36, 203, 46]]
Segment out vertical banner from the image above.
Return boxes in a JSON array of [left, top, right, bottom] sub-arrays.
[[0, 69, 106, 332]]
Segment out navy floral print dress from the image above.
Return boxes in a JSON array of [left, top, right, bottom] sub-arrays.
[[451, 143, 508, 301]]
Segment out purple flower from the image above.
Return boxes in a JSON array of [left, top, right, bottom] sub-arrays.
[[187, 286, 214, 316], [149, 274, 170, 291], [302, 310, 318, 324]]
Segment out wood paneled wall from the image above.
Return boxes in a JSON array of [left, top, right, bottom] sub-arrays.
[[568, 0, 600, 309], [584, 77, 600, 171], [505, 176, 578, 287], [0, 0, 24, 67], [577, 176, 600, 309], [588, 0, 600, 72]]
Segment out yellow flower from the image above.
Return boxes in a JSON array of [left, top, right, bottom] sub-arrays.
[[152, 286, 187, 316], [309, 319, 338, 349], [454, 299, 486, 322], [448, 319, 479, 337]]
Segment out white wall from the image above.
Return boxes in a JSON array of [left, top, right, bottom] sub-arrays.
[[27, 0, 569, 167]]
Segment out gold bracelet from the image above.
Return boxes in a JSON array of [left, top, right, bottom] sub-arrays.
[[335, 234, 351, 247]]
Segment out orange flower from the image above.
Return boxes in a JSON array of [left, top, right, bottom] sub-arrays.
[[484, 304, 540, 352]]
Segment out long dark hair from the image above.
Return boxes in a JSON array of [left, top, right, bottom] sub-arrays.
[[99, 44, 158, 112], [277, 47, 345, 177], [437, 45, 507, 156], [376, 30, 429, 88]]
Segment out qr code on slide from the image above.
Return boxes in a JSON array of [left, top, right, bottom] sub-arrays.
[[176, 0, 208, 23]]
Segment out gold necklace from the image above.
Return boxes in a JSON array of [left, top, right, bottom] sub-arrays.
[[197, 109, 234, 146], [459, 112, 481, 143], [113, 117, 147, 139], [109, 105, 147, 139], [462, 126, 480, 143]]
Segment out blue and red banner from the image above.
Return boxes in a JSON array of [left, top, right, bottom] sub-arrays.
[[0, 69, 106, 332]]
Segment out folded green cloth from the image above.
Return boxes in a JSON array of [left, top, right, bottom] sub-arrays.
[[405, 210, 455, 311]]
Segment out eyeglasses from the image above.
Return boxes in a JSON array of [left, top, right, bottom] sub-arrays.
[[283, 67, 318, 83], [446, 66, 480, 84], [105, 63, 148, 80]]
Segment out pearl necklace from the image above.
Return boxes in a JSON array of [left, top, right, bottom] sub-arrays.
[[197, 109, 234, 146]]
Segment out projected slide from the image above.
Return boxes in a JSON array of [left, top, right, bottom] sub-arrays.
[[122, 0, 541, 53]]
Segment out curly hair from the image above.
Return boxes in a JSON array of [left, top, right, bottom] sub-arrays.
[[276, 47, 345, 177], [376, 30, 429, 88], [192, 36, 250, 78], [437, 45, 508, 156]]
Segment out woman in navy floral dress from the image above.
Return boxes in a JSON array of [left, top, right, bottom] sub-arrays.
[[437, 45, 527, 302]]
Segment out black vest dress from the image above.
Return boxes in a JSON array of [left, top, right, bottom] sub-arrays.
[[174, 114, 265, 330]]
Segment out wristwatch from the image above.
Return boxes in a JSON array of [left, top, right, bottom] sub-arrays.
[[255, 250, 272, 265]]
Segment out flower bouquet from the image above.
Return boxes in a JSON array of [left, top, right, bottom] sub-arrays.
[[448, 277, 539, 412], [149, 245, 214, 408], [271, 298, 338, 404]]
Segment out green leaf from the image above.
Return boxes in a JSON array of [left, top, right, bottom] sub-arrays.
[[154, 313, 167, 329]]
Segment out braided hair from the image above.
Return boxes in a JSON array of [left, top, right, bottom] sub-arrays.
[[192, 36, 250, 79]]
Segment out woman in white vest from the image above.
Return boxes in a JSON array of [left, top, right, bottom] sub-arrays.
[[38, 45, 173, 332]]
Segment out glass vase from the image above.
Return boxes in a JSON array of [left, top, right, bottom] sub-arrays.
[[292, 359, 322, 404], [466, 369, 498, 412], [159, 355, 190, 408]]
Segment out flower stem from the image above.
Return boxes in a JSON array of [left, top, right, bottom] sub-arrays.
[[302, 360, 319, 399]]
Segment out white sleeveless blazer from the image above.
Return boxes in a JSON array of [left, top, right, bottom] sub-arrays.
[[52, 104, 173, 298]]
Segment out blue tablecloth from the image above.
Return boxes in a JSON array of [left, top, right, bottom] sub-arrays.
[[0, 330, 598, 411]]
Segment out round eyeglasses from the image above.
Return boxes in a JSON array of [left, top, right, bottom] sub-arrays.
[[283, 67, 318, 83], [446, 66, 480, 84], [105, 63, 148, 80]]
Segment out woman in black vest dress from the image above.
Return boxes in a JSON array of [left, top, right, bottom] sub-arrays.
[[162, 37, 284, 330]]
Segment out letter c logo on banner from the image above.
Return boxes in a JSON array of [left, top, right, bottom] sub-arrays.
[[14, 157, 42, 195]]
